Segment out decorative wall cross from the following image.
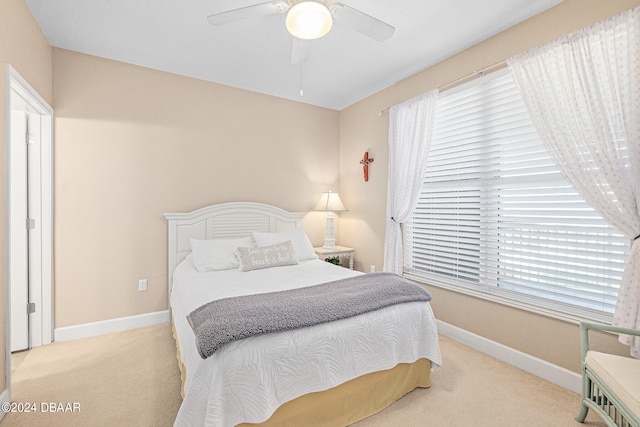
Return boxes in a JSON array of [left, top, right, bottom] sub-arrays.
[[360, 151, 374, 182]]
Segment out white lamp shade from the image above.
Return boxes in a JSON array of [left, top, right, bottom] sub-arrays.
[[314, 191, 347, 212], [286, 1, 333, 40]]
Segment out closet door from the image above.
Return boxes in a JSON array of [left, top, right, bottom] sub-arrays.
[[10, 110, 29, 352]]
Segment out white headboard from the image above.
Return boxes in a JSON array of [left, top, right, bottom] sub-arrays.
[[164, 202, 304, 297]]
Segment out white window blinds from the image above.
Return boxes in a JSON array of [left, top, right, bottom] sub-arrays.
[[406, 69, 630, 322]]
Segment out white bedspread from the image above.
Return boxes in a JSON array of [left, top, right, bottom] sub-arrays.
[[171, 256, 442, 427]]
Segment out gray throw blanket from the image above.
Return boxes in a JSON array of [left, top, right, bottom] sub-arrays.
[[187, 272, 432, 359]]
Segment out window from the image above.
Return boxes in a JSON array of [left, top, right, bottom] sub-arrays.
[[405, 69, 630, 323]]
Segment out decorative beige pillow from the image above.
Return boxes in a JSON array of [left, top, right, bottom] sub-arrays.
[[235, 240, 297, 272], [252, 228, 318, 261]]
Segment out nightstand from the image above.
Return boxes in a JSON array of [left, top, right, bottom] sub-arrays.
[[314, 246, 355, 270]]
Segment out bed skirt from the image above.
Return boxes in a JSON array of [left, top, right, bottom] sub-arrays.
[[240, 358, 431, 426], [172, 321, 187, 399], [172, 322, 431, 426]]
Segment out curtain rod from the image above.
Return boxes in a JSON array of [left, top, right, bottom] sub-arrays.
[[378, 59, 508, 116]]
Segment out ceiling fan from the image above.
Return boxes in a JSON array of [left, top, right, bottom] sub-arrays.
[[207, 1, 395, 44]]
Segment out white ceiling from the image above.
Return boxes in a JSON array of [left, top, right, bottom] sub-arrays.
[[26, 0, 564, 110]]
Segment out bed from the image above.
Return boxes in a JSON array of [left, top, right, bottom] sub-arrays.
[[165, 202, 442, 426]]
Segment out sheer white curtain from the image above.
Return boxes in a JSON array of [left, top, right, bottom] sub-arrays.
[[508, 7, 640, 357], [383, 90, 438, 274]]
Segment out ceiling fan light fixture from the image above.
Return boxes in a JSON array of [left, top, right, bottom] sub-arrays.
[[286, 1, 333, 40]]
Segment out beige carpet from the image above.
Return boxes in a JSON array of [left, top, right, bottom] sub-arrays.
[[2, 323, 607, 427], [4, 324, 182, 427]]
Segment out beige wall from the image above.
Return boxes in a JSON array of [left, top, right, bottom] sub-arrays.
[[0, 0, 52, 400], [339, 0, 640, 372], [52, 48, 339, 327]]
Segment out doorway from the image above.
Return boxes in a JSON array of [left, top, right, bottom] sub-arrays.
[[6, 65, 53, 356]]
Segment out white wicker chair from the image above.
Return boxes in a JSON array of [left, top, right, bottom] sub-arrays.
[[576, 322, 640, 427]]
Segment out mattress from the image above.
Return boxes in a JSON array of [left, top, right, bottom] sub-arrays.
[[171, 256, 442, 427]]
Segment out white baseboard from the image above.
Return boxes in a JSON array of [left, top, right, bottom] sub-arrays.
[[436, 319, 581, 394], [54, 310, 170, 342], [0, 388, 9, 422]]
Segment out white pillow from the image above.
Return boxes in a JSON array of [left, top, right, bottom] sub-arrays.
[[252, 228, 318, 261], [190, 237, 253, 272]]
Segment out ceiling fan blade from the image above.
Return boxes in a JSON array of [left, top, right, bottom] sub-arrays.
[[331, 3, 395, 42], [207, 1, 289, 26], [291, 37, 309, 65]]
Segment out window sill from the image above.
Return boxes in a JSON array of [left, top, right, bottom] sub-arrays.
[[403, 271, 613, 326]]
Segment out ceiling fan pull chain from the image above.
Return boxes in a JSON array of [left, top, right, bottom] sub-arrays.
[[299, 59, 304, 97]]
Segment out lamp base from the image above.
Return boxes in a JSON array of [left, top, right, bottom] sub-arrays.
[[323, 213, 336, 249]]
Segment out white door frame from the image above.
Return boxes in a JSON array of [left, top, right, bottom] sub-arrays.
[[4, 64, 54, 389]]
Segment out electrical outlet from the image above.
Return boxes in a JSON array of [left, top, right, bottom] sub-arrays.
[[138, 279, 148, 291], [370, 265, 376, 273]]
